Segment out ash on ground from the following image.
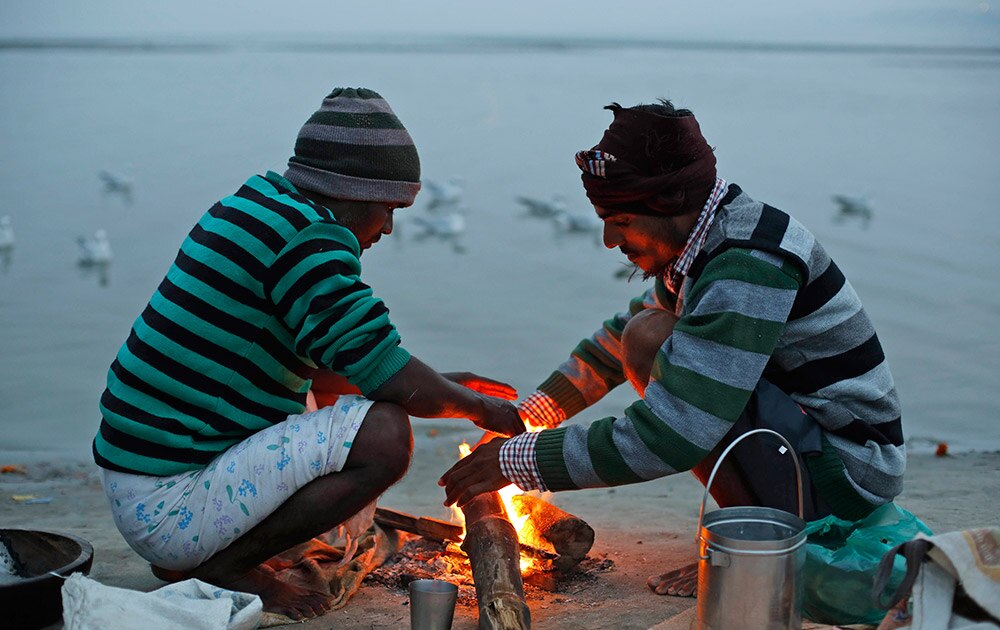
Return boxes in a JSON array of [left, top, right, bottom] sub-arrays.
[[364, 534, 615, 605]]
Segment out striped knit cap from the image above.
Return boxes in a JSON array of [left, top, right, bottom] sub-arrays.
[[284, 87, 421, 206]]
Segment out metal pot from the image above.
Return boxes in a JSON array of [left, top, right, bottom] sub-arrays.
[[696, 429, 807, 630]]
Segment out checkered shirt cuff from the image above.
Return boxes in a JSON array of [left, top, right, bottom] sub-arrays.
[[499, 432, 548, 492], [518, 391, 566, 429]]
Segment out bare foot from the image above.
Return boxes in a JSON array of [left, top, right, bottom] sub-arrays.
[[229, 568, 333, 620], [152, 564, 333, 620], [647, 562, 698, 597]]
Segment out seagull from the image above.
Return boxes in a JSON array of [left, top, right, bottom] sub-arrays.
[[517, 194, 567, 219], [832, 195, 873, 227], [411, 208, 467, 254], [0, 216, 13, 270], [552, 208, 602, 246], [77, 229, 113, 266], [553, 209, 602, 233], [422, 177, 464, 212], [0, 216, 13, 251], [99, 168, 134, 195]]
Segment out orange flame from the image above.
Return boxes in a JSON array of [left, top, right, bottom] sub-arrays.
[[450, 419, 547, 573]]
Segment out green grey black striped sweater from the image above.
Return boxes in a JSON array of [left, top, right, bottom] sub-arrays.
[[93, 171, 410, 476], [532, 185, 903, 520]]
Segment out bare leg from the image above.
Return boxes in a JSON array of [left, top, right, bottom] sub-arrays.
[[621, 308, 677, 397], [620, 310, 701, 597], [153, 402, 413, 619]]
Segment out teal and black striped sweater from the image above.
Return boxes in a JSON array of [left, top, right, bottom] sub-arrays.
[[532, 185, 903, 520], [93, 172, 410, 476]]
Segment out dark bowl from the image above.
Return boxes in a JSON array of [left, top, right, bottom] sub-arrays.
[[0, 529, 94, 630]]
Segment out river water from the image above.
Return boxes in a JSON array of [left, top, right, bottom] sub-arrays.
[[1, 37, 998, 458]]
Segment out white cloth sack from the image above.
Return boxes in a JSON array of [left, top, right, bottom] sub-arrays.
[[62, 573, 261, 630], [907, 528, 1000, 630]]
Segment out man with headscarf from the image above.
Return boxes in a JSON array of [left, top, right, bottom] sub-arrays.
[[440, 98, 904, 597]]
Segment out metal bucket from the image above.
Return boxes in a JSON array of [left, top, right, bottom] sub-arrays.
[[696, 429, 807, 630]]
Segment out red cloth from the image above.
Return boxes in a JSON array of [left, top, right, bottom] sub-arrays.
[[579, 104, 716, 216]]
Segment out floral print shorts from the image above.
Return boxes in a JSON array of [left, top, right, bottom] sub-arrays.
[[99, 394, 374, 571]]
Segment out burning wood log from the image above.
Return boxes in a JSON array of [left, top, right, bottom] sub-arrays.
[[461, 492, 532, 630], [510, 494, 595, 571]]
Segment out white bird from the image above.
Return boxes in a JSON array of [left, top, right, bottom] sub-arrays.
[[517, 194, 567, 219], [553, 209, 602, 233], [99, 169, 134, 194], [552, 209, 603, 246], [77, 229, 113, 266], [412, 210, 466, 238], [0, 216, 13, 251], [422, 177, 464, 212], [411, 209, 467, 254]]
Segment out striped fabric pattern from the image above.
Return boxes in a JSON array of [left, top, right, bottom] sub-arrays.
[[574, 150, 616, 178], [526, 184, 903, 520], [284, 87, 421, 206], [93, 171, 410, 476]]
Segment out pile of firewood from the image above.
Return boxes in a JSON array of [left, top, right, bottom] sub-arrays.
[[371, 494, 601, 630]]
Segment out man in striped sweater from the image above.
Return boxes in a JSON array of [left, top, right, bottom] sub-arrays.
[[93, 88, 525, 620], [440, 99, 904, 597]]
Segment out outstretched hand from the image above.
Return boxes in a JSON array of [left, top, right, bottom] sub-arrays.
[[441, 372, 518, 400], [438, 437, 511, 507], [473, 395, 525, 437]]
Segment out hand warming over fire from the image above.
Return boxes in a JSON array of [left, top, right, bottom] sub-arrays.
[[441, 371, 523, 436], [471, 394, 526, 437], [438, 437, 511, 507], [441, 372, 518, 400]]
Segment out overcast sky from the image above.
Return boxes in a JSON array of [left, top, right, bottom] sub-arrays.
[[2, 0, 998, 47]]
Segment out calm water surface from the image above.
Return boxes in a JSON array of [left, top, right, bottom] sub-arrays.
[[1, 39, 998, 458]]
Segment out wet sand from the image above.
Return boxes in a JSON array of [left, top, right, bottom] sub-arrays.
[[2, 430, 997, 629]]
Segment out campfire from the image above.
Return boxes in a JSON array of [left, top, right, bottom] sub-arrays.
[[451, 434, 598, 628], [367, 429, 600, 629], [446, 437, 598, 565]]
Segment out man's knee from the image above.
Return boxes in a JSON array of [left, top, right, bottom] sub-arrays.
[[622, 309, 678, 394], [348, 402, 413, 484]]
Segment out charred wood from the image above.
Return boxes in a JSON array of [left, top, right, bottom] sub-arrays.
[[373, 507, 463, 542], [461, 492, 531, 630], [511, 494, 594, 571]]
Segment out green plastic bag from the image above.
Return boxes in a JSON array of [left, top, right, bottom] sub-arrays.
[[803, 502, 933, 625]]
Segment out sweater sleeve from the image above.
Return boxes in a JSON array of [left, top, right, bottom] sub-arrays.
[[535, 277, 676, 420], [534, 248, 804, 491], [265, 221, 410, 395]]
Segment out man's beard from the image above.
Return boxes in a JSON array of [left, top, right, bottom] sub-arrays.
[[630, 216, 690, 282], [642, 261, 673, 281]]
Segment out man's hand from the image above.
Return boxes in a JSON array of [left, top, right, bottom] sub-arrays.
[[473, 395, 525, 437], [438, 437, 510, 507], [441, 372, 517, 400]]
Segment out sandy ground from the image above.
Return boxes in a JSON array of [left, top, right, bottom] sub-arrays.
[[2, 426, 998, 630]]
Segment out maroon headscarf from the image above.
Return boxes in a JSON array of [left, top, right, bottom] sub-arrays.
[[576, 103, 716, 216]]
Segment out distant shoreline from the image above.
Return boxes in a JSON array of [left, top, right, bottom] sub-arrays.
[[1, 35, 997, 58]]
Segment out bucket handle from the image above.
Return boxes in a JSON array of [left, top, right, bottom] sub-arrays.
[[696, 428, 804, 542]]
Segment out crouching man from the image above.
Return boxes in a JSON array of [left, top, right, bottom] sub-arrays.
[[440, 98, 904, 598], [93, 87, 524, 620]]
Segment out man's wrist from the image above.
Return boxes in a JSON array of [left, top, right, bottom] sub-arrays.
[[498, 432, 547, 492], [518, 391, 565, 429]]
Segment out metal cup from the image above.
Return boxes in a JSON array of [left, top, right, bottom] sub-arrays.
[[409, 578, 458, 630]]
